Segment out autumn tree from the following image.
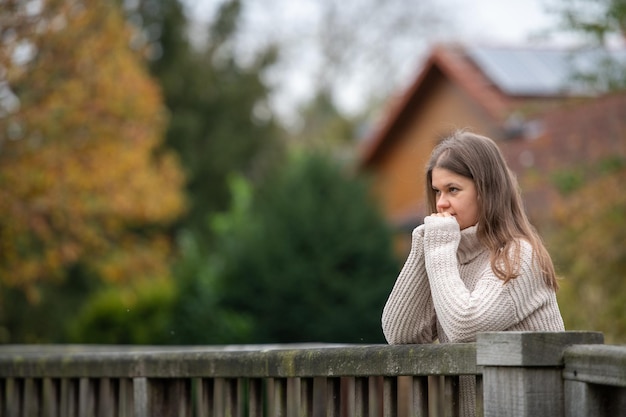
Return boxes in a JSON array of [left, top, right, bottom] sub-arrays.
[[537, 0, 626, 344], [0, 0, 185, 342], [549, 158, 626, 343]]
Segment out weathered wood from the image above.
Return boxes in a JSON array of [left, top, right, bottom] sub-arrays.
[[97, 378, 114, 417], [563, 344, 626, 387], [299, 377, 313, 417], [564, 379, 626, 417], [326, 377, 340, 417], [42, 378, 58, 417], [248, 378, 263, 417], [60, 378, 78, 417], [483, 367, 564, 417], [0, 343, 478, 379], [442, 375, 460, 417], [411, 376, 428, 417], [474, 375, 483, 417], [478, 332, 605, 417], [78, 378, 95, 417], [133, 377, 148, 417], [563, 344, 626, 417], [477, 331, 604, 366], [270, 378, 286, 417], [382, 377, 397, 417], [1, 334, 625, 417]]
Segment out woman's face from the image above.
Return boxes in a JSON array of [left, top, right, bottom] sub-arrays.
[[431, 167, 479, 230]]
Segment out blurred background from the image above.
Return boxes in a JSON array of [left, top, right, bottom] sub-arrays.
[[0, 0, 624, 345]]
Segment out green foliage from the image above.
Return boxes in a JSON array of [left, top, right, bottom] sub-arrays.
[[551, 168, 586, 195], [549, 160, 626, 343], [130, 0, 285, 236], [167, 220, 255, 345], [171, 153, 399, 344], [0, 264, 99, 343], [68, 277, 177, 344]]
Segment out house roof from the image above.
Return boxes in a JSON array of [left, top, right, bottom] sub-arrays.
[[359, 43, 626, 168]]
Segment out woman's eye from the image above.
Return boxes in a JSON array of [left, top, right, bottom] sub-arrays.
[[449, 187, 459, 193]]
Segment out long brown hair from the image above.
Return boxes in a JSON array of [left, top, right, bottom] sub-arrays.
[[425, 130, 558, 290]]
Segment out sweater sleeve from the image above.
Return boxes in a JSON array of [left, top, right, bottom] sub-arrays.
[[382, 225, 437, 344], [423, 216, 519, 342]]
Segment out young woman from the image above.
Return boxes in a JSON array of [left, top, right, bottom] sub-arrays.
[[381, 130, 564, 416]]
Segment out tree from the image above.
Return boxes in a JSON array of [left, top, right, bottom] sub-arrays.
[[200, 0, 449, 126], [549, 157, 626, 343], [170, 153, 399, 344], [0, 0, 185, 341], [125, 0, 285, 236], [539, 0, 626, 344], [549, 0, 626, 90], [551, 0, 626, 44]]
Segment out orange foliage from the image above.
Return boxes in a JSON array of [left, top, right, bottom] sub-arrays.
[[0, 0, 186, 300]]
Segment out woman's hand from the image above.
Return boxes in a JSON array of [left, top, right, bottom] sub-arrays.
[[431, 212, 451, 217], [429, 212, 455, 220]]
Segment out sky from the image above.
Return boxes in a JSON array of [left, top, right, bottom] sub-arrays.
[[185, 0, 576, 125], [447, 0, 562, 45]]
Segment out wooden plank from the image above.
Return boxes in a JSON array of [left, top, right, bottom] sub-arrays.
[[326, 378, 340, 417], [311, 377, 327, 417], [6, 378, 21, 417], [564, 379, 626, 417], [474, 375, 484, 417], [286, 378, 301, 417], [299, 378, 313, 417], [354, 377, 369, 417], [482, 367, 563, 417], [24, 378, 41, 417], [268, 378, 287, 417], [196, 378, 214, 417], [382, 377, 397, 417], [42, 378, 59, 417], [411, 376, 428, 417], [564, 380, 596, 417], [133, 378, 148, 417], [78, 378, 95, 417], [442, 376, 460, 417], [214, 377, 226, 417], [248, 378, 263, 417], [223, 378, 237, 417], [0, 343, 479, 379], [369, 377, 382, 417], [563, 344, 626, 387], [477, 332, 603, 367], [342, 377, 355, 417], [97, 378, 114, 417], [60, 378, 78, 417], [118, 378, 134, 417]]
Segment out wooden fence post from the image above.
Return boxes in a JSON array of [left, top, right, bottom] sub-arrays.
[[477, 332, 603, 417]]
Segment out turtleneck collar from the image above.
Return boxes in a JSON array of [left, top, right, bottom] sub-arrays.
[[457, 224, 486, 264]]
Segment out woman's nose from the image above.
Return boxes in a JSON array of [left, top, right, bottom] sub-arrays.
[[436, 194, 450, 211]]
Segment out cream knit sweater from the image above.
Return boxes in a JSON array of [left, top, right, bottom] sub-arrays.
[[381, 216, 564, 416]]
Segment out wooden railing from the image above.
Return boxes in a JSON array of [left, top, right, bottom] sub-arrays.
[[0, 332, 623, 417]]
